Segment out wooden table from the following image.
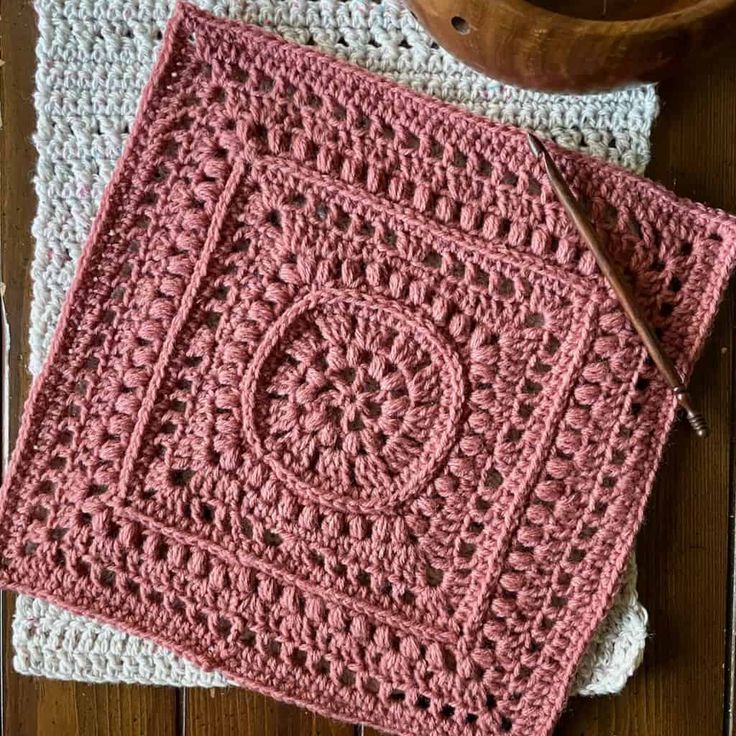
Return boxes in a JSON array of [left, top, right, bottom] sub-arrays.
[[1, 2, 735, 734]]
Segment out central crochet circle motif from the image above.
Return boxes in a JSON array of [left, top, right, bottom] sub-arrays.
[[243, 290, 465, 509]]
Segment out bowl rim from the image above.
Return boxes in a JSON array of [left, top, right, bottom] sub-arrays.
[[449, 0, 736, 30]]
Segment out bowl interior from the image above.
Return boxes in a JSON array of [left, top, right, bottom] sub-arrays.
[[525, 0, 700, 20]]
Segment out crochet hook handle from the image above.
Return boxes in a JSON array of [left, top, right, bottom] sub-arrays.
[[527, 133, 709, 439]]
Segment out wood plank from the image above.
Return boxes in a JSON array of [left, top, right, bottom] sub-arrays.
[[0, 2, 179, 735], [184, 689, 356, 735], [555, 38, 736, 736], [4, 675, 179, 736], [70, 683, 179, 736], [3, 0, 735, 733]]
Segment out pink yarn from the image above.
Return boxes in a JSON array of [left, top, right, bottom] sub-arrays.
[[2, 4, 736, 734]]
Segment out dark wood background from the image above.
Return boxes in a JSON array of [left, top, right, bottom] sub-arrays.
[[1, 1, 735, 734]]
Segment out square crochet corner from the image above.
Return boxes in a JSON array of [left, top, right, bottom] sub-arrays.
[[3, 5, 734, 735]]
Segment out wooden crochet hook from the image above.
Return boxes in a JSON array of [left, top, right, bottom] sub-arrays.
[[527, 133, 709, 439]]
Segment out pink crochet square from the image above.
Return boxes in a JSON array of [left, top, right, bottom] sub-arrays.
[[2, 4, 735, 734]]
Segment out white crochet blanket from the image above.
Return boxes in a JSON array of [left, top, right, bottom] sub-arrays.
[[18, 0, 653, 696]]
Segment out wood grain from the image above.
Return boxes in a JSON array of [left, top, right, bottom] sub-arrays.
[[4, 679, 179, 736], [1, 0, 736, 734], [555, 34, 736, 736], [405, 0, 736, 91], [183, 689, 357, 735]]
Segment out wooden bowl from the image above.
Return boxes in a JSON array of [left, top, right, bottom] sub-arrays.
[[405, 0, 736, 92]]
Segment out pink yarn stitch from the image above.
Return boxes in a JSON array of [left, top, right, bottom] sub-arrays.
[[2, 4, 736, 734]]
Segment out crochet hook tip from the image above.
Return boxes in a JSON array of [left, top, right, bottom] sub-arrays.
[[527, 132, 546, 158], [533, 131, 710, 441]]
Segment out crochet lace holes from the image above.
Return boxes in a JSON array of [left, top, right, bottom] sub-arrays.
[[263, 529, 282, 547], [339, 667, 356, 686], [498, 277, 515, 297], [315, 201, 328, 221], [363, 677, 380, 696], [231, 65, 248, 83], [99, 569, 116, 587], [243, 290, 465, 509], [213, 285, 229, 302], [51, 453, 66, 470], [524, 312, 545, 328], [240, 628, 256, 647], [231, 236, 250, 254], [404, 132, 420, 150], [357, 569, 371, 587], [423, 250, 442, 269], [478, 158, 492, 177], [650, 258, 666, 273], [668, 276, 682, 292], [627, 216, 643, 238], [550, 594, 567, 608], [265, 639, 282, 658], [568, 547, 586, 563], [440, 704, 455, 719], [527, 177, 542, 196], [215, 617, 232, 638], [205, 310, 222, 329], [291, 648, 307, 667], [50, 526, 67, 541], [31, 505, 49, 522], [288, 192, 306, 209], [484, 468, 503, 489], [169, 468, 194, 487], [425, 565, 444, 587], [200, 504, 215, 524], [634, 377, 650, 392], [416, 695, 431, 710], [459, 541, 478, 565]]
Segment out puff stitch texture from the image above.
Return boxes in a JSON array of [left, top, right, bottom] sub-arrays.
[[19, 0, 655, 693], [8, 5, 727, 735]]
